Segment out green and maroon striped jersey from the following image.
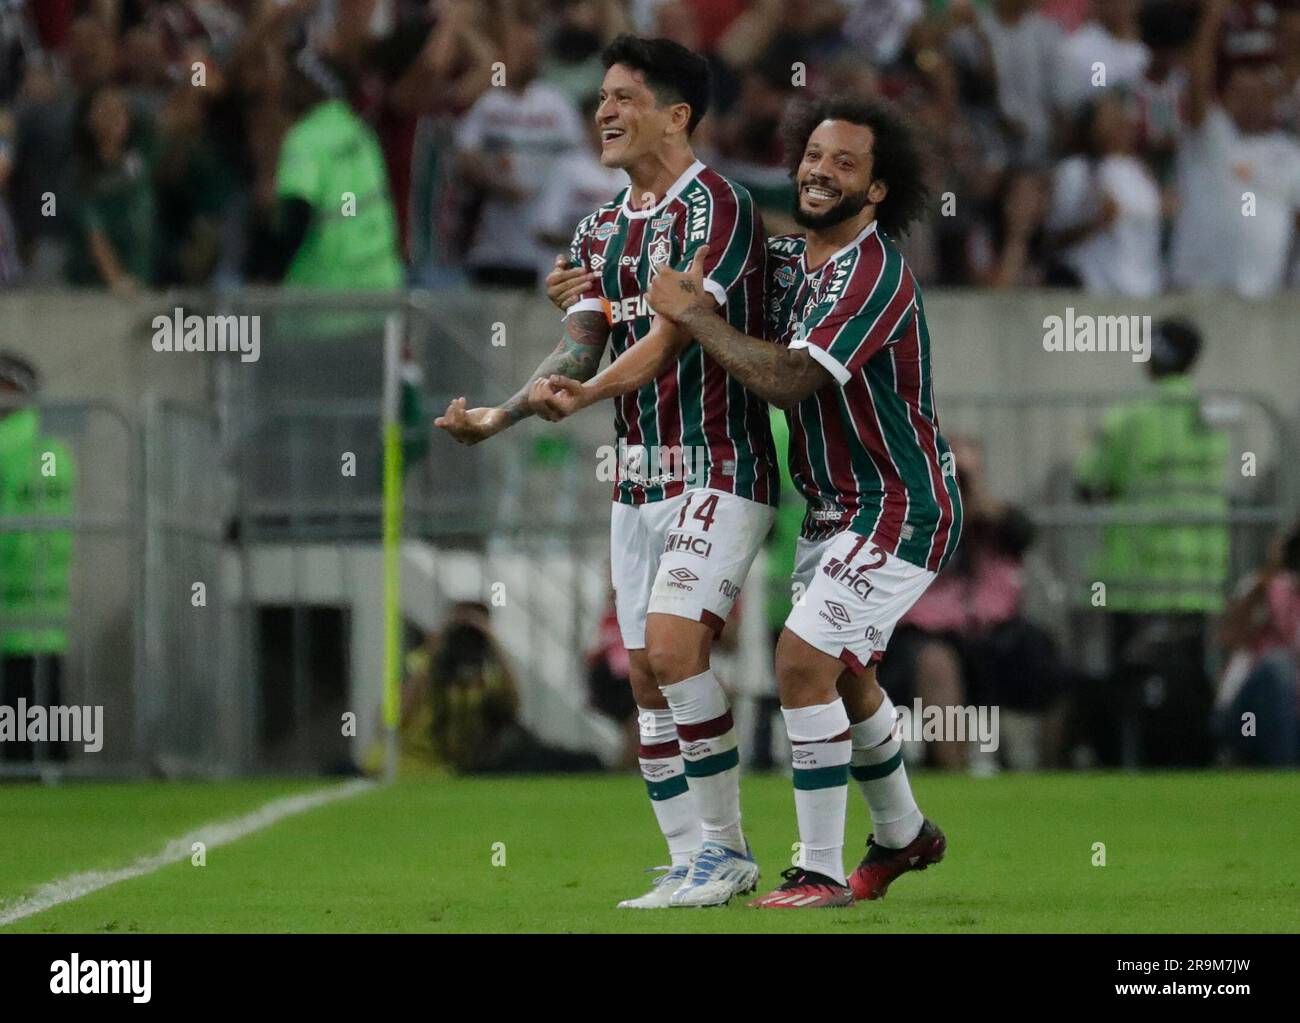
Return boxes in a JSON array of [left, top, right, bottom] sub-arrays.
[[566, 160, 777, 507], [766, 222, 962, 572]]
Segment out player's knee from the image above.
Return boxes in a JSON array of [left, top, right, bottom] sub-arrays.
[[628, 653, 664, 708], [775, 636, 839, 707], [644, 619, 710, 686]]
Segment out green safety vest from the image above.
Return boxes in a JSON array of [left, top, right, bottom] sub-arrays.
[[1074, 375, 1229, 613], [275, 100, 403, 292], [0, 408, 75, 654]]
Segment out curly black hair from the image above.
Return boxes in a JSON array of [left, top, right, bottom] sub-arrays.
[[779, 95, 931, 237], [601, 34, 711, 134]]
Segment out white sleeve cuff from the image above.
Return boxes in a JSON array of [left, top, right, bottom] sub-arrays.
[[788, 337, 851, 386], [564, 297, 606, 318], [703, 277, 727, 309]]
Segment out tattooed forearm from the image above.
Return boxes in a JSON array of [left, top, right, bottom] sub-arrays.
[[500, 310, 609, 422], [678, 308, 830, 409]]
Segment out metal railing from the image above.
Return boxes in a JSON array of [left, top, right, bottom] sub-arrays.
[[4, 287, 1298, 777]]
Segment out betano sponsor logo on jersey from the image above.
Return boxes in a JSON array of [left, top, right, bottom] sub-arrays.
[[605, 293, 652, 324]]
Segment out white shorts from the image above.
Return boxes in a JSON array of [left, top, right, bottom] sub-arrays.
[[609, 488, 775, 650], [784, 530, 937, 675]]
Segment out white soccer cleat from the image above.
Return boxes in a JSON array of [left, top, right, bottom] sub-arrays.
[[616, 864, 691, 909], [669, 842, 760, 907]]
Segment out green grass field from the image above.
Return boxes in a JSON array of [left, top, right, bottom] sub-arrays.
[[1, 771, 1296, 933]]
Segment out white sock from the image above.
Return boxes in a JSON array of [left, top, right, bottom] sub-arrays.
[[660, 670, 745, 852], [783, 700, 852, 885], [636, 706, 700, 866], [850, 691, 924, 849]]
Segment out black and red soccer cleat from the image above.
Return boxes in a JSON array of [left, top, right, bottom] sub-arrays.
[[848, 818, 946, 901], [749, 867, 854, 908]]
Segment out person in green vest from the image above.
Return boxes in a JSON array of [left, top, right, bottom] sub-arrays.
[[1075, 318, 1229, 615], [0, 352, 75, 762], [1075, 319, 1229, 764], [256, 48, 403, 292]]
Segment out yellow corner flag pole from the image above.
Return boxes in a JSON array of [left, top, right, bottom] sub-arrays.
[[381, 313, 403, 783]]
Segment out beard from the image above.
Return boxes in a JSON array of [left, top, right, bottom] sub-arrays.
[[792, 185, 872, 229]]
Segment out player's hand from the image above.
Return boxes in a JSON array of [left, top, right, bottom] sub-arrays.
[[434, 397, 509, 444], [545, 255, 596, 311], [647, 244, 713, 323], [529, 375, 590, 421]]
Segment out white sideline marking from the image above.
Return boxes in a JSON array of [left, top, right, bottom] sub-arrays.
[[0, 779, 375, 927]]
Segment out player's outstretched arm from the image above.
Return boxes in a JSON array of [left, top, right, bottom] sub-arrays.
[[648, 246, 830, 409], [534, 314, 692, 421], [434, 309, 610, 444]]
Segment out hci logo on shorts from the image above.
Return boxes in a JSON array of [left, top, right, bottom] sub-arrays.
[[666, 531, 712, 558], [822, 557, 875, 600]]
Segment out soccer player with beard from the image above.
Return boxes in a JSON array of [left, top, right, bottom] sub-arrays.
[[437, 36, 777, 908], [644, 96, 963, 907]]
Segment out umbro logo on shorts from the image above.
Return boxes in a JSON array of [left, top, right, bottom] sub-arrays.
[[820, 600, 852, 629], [667, 567, 699, 591]]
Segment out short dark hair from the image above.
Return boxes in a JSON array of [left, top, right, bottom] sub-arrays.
[[1149, 318, 1203, 378], [600, 34, 711, 134], [779, 95, 930, 237]]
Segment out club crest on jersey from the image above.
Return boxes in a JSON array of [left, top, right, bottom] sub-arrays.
[[593, 223, 616, 241], [648, 237, 672, 275]]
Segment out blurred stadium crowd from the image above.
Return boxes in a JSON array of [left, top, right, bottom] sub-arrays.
[[1, 0, 1298, 295]]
